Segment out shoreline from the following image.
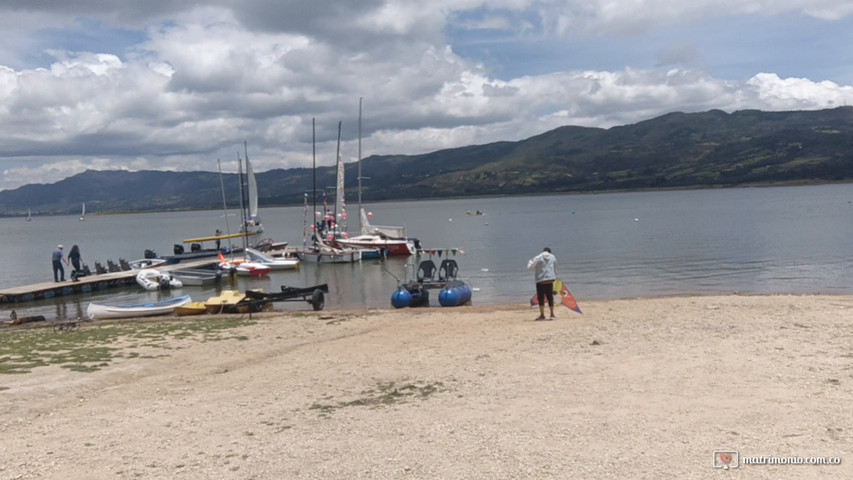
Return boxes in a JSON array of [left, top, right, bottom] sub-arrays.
[[2, 293, 851, 479]]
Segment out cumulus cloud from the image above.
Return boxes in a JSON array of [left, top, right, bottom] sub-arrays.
[[0, 1, 851, 191]]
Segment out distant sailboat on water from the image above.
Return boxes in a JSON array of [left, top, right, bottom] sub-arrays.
[[80, 202, 86, 221], [26, 208, 32, 222]]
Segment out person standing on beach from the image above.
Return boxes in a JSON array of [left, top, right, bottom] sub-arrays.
[[68, 244, 83, 281], [52, 245, 69, 282], [528, 247, 557, 320]]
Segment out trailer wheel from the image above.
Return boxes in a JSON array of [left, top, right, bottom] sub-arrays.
[[310, 289, 325, 311]]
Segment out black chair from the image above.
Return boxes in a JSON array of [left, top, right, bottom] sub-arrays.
[[438, 259, 459, 281], [416, 260, 437, 282]]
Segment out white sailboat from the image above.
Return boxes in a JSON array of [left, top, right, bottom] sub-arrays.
[[332, 98, 417, 256], [26, 208, 32, 222], [241, 142, 263, 235], [79, 202, 86, 221]]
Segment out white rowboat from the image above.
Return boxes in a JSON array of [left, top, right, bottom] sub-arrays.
[[87, 295, 192, 320]]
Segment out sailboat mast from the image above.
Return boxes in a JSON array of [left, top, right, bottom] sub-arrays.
[[312, 117, 317, 245], [335, 120, 343, 233], [358, 97, 363, 209], [237, 154, 248, 250], [217, 159, 233, 259]]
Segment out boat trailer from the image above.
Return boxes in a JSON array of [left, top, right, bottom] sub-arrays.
[[244, 283, 329, 311]]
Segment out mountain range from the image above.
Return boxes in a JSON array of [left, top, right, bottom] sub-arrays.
[[2, 107, 853, 216]]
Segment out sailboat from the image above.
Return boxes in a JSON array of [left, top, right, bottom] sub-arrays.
[[26, 209, 32, 222], [332, 98, 418, 256], [79, 202, 86, 221], [216, 156, 272, 277], [294, 119, 363, 264], [240, 142, 263, 235], [323, 121, 381, 259]]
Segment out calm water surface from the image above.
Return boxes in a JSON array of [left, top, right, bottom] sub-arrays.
[[2, 184, 852, 321]]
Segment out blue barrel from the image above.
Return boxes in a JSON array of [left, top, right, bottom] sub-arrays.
[[459, 284, 472, 304], [391, 287, 412, 308], [439, 285, 461, 306], [439, 283, 472, 307]]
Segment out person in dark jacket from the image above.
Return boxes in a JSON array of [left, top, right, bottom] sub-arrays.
[[52, 245, 69, 282], [68, 244, 83, 281]]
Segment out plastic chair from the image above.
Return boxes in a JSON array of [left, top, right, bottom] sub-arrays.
[[416, 260, 437, 282], [438, 259, 459, 281]]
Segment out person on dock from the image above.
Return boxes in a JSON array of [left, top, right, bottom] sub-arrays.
[[527, 247, 557, 320], [68, 244, 83, 281], [52, 245, 69, 282], [215, 229, 222, 250]]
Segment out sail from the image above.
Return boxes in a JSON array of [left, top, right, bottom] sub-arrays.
[[360, 207, 406, 238], [246, 157, 258, 218], [335, 152, 346, 233]]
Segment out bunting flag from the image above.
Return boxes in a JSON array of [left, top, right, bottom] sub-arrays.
[[529, 279, 582, 314]]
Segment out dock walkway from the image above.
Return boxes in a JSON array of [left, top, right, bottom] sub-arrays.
[[0, 259, 218, 304]]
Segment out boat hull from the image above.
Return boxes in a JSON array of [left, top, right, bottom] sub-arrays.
[[334, 236, 414, 256], [87, 295, 192, 320], [244, 248, 300, 270], [295, 247, 362, 263], [171, 268, 222, 286]]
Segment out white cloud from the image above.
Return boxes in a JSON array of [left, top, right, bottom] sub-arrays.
[[0, 1, 851, 192]]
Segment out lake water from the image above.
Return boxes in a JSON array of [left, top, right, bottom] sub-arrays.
[[2, 184, 853, 321]]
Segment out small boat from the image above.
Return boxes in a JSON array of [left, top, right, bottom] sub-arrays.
[[174, 302, 208, 316], [136, 269, 184, 291], [252, 238, 288, 253], [219, 258, 272, 277], [79, 202, 86, 221], [466, 210, 485, 216], [170, 268, 223, 286], [333, 233, 415, 256], [26, 208, 32, 222], [127, 258, 167, 270], [87, 294, 192, 320], [294, 244, 362, 263], [245, 247, 300, 270]]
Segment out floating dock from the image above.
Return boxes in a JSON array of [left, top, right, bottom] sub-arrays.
[[0, 259, 218, 305]]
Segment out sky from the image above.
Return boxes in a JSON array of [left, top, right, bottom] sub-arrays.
[[1, 1, 852, 191]]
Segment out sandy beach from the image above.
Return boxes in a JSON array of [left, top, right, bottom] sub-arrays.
[[1, 294, 851, 479]]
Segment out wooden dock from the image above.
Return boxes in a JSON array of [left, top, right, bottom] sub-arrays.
[[0, 259, 218, 305]]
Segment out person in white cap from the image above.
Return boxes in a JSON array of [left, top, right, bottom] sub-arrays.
[[52, 245, 69, 282]]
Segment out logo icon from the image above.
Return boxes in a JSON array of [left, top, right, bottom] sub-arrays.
[[713, 450, 739, 469]]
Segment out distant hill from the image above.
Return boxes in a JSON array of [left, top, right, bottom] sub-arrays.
[[2, 107, 853, 216]]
